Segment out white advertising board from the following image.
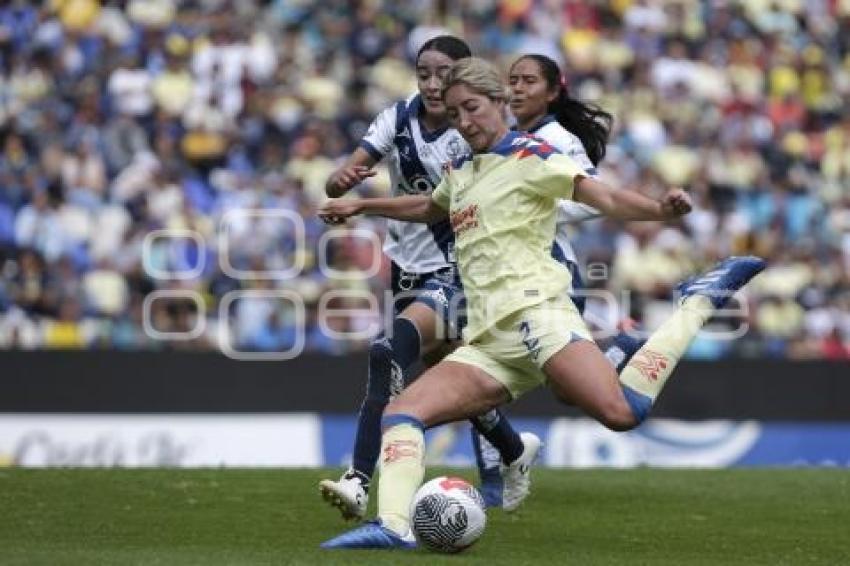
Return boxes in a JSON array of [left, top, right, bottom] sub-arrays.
[[0, 414, 321, 467]]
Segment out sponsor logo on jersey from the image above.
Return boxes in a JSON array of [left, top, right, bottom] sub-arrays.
[[450, 204, 479, 236], [400, 174, 436, 195]]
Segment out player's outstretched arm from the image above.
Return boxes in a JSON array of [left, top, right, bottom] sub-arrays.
[[573, 177, 692, 221], [319, 195, 448, 225], [325, 147, 378, 198]]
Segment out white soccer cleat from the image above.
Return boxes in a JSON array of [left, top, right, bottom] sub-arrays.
[[501, 432, 542, 512], [319, 470, 369, 521]]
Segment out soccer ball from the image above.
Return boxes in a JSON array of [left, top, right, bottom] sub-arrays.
[[410, 476, 486, 553]]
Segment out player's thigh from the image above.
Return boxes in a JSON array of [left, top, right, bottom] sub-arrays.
[[397, 301, 447, 356], [543, 340, 626, 424], [386, 361, 510, 428], [421, 339, 460, 368]]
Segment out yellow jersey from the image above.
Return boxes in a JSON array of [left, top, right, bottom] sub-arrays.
[[431, 131, 586, 342]]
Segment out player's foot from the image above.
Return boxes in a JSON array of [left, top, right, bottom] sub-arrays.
[[320, 519, 417, 550], [319, 469, 369, 521], [501, 432, 542, 512], [676, 256, 766, 309], [477, 465, 503, 508], [471, 428, 504, 508]]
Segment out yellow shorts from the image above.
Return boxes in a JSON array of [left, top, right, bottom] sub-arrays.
[[445, 296, 592, 399]]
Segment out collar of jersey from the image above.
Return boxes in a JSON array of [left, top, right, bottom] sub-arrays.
[[411, 94, 450, 142], [487, 130, 526, 156], [452, 131, 529, 168], [528, 114, 557, 134], [510, 114, 556, 135]]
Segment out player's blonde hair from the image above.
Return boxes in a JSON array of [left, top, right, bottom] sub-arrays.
[[442, 57, 511, 103]]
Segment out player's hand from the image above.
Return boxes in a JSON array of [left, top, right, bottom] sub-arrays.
[[659, 188, 692, 219], [319, 199, 363, 225], [328, 165, 377, 194]]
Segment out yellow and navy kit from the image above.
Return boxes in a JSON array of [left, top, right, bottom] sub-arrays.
[[431, 131, 588, 343]]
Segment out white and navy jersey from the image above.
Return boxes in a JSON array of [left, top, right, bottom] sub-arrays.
[[359, 93, 470, 274], [526, 115, 601, 264]]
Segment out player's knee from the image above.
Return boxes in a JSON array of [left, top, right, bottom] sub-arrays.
[[597, 398, 639, 432]]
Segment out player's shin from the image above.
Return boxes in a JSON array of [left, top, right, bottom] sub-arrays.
[[352, 319, 422, 479], [377, 414, 426, 536], [617, 295, 715, 423]]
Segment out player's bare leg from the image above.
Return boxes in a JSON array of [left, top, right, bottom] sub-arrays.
[[321, 359, 509, 548]]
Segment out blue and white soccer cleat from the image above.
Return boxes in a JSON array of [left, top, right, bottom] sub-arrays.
[[471, 429, 503, 508], [477, 467, 504, 509], [320, 519, 417, 550], [676, 256, 766, 309]]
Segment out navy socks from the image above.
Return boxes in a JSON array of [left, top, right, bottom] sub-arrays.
[[351, 318, 421, 480]]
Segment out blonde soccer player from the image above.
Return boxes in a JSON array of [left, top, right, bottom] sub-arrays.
[[319, 57, 764, 549]]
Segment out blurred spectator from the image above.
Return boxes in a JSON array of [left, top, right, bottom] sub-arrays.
[[0, 0, 846, 359]]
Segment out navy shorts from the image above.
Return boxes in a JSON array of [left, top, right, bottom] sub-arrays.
[[390, 263, 466, 338]]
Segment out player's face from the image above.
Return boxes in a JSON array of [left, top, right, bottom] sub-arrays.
[[508, 58, 557, 126], [444, 83, 508, 152], [416, 50, 455, 116]]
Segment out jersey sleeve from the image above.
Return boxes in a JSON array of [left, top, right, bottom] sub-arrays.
[[430, 177, 451, 210], [544, 127, 598, 177], [358, 104, 397, 161], [525, 154, 587, 200], [557, 199, 601, 224]]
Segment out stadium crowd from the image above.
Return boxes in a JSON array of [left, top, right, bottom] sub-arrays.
[[0, 0, 848, 359]]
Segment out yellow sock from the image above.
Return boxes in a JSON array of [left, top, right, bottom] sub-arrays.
[[377, 422, 425, 536], [619, 295, 714, 401]]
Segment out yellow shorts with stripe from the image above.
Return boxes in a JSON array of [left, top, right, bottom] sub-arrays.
[[445, 296, 592, 399]]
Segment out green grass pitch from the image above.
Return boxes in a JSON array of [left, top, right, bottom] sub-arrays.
[[1, 468, 847, 565]]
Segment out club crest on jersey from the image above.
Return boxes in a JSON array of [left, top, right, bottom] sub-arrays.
[[446, 137, 464, 159]]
